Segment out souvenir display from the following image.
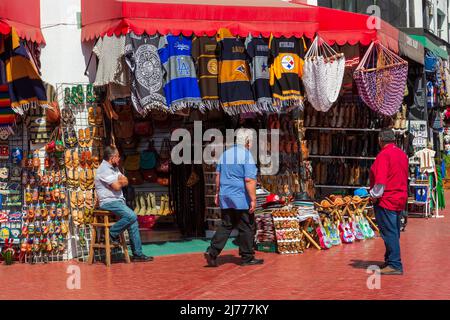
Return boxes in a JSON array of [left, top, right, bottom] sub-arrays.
[[272, 208, 304, 254]]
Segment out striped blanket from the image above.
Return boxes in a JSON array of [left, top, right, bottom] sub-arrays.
[[0, 84, 15, 134], [0, 28, 47, 115]]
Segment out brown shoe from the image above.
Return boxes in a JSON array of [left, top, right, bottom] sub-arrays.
[[380, 266, 403, 275]]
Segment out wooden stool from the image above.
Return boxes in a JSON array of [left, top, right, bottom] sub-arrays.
[[88, 210, 131, 266]]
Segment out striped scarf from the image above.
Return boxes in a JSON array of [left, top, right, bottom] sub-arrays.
[[0, 84, 15, 135], [0, 28, 47, 115]]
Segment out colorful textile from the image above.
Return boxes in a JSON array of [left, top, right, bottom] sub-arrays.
[[124, 33, 168, 115], [158, 35, 202, 111], [191, 36, 220, 110], [246, 36, 274, 112], [269, 35, 306, 109], [0, 29, 48, 115], [216, 28, 257, 115], [0, 84, 15, 135]]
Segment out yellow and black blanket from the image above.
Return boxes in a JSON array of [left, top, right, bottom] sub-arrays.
[[0, 28, 47, 115], [216, 28, 257, 115]]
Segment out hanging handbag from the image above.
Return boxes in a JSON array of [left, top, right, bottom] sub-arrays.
[[126, 170, 144, 185], [142, 169, 158, 183], [140, 140, 157, 170], [157, 176, 169, 186], [156, 138, 171, 173], [46, 101, 61, 124], [114, 104, 134, 139], [134, 121, 153, 137], [124, 154, 140, 171]]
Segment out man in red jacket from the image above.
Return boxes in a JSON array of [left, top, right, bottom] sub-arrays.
[[369, 129, 408, 275]]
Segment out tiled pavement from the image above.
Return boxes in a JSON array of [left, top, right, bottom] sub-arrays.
[[1, 199, 450, 300]]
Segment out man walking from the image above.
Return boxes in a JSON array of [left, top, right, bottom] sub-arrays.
[[94, 146, 153, 262], [369, 129, 408, 275], [205, 128, 264, 267]]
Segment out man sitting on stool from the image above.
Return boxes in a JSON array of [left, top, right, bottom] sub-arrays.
[[94, 146, 153, 262]]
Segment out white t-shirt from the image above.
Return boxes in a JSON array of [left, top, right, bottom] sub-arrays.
[[415, 148, 436, 173], [93, 35, 130, 87]]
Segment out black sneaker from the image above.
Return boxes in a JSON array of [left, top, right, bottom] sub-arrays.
[[241, 258, 264, 266], [131, 255, 154, 262], [204, 252, 218, 267], [109, 235, 121, 247]]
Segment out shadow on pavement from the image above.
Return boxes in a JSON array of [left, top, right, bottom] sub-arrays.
[[348, 260, 384, 269]]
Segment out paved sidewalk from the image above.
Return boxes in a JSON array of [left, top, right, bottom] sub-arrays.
[[1, 202, 449, 300]]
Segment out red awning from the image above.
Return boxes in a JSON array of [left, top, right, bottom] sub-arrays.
[[0, 0, 45, 44], [81, 0, 398, 51]]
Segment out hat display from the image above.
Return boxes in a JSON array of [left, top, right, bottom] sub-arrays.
[[354, 188, 369, 198], [262, 194, 283, 209]]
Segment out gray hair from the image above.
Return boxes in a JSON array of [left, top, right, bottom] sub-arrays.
[[104, 146, 119, 161], [236, 128, 255, 147]]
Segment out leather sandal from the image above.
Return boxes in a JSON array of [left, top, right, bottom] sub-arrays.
[[86, 169, 94, 190], [65, 150, 72, 169], [78, 128, 86, 148], [88, 106, 96, 126], [72, 151, 79, 168], [85, 150, 93, 169], [79, 169, 87, 191], [95, 106, 103, 126], [85, 127, 93, 148]]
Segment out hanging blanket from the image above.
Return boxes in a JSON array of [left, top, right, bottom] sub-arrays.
[[216, 28, 257, 115], [0, 29, 48, 115], [269, 35, 306, 110], [125, 33, 168, 115], [191, 36, 221, 110], [158, 35, 203, 112], [0, 84, 15, 135], [246, 36, 275, 112]]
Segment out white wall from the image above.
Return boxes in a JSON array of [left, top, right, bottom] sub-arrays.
[[40, 0, 95, 89], [306, 0, 318, 5]]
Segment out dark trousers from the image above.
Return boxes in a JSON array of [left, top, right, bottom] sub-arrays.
[[208, 209, 255, 263], [375, 205, 403, 271]]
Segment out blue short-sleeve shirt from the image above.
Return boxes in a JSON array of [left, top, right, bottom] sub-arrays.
[[216, 145, 258, 210]]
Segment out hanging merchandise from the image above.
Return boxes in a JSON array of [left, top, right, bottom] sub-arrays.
[[425, 51, 438, 73], [191, 36, 220, 110], [216, 28, 258, 115], [303, 36, 345, 112], [269, 35, 307, 110], [0, 84, 15, 135], [354, 41, 408, 116], [245, 35, 274, 112], [0, 29, 48, 115], [124, 32, 168, 115], [93, 35, 129, 88], [158, 35, 203, 112]]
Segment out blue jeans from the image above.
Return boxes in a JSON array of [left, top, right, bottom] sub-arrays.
[[100, 200, 143, 257], [375, 205, 403, 271]]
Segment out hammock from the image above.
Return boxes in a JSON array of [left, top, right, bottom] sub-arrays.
[[354, 41, 408, 117], [303, 36, 345, 112]]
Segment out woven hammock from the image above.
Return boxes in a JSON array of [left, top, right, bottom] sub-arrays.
[[303, 36, 345, 112], [354, 41, 408, 117]]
